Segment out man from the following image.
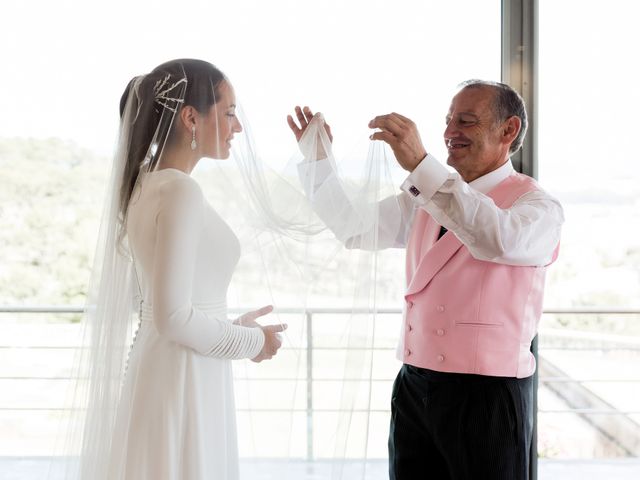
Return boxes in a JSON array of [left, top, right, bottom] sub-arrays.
[[288, 80, 564, 479]]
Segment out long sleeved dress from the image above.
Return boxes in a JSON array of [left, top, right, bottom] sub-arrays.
[[107, 168, 264, 480]]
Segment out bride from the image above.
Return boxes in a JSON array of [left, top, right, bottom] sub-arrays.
[[69, 59, 287, 480]]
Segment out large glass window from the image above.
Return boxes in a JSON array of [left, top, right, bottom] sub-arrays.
[[1, 0, 500, 475], [538, 0, 640, 461]]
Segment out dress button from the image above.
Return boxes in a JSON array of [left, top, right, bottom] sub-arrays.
[[437, 354, 445, 362], [405, 349, 411, 356], [436, 328, 445, 336], [407, 324, 413, 332], [436, 305, 445, 313], [407, 300, 414, 309]]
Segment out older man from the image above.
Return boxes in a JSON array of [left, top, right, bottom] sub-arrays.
[[288, 80, 564, 480]]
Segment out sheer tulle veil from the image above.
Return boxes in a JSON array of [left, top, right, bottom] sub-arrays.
[[49, 59, 406, 479]]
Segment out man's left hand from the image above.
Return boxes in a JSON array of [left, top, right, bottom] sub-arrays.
[[369, 113, 427, 172]]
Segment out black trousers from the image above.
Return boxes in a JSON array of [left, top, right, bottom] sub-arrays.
[[388, 364, 533, 480]]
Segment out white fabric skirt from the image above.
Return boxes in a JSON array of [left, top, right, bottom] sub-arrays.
[[107, 304, 239, 480]]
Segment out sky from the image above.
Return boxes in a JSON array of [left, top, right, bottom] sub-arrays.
[[1, 0, 500, 166], [537, 0, 640, 192], [3, 0, 637, 191], [3, 1, 638, 182]]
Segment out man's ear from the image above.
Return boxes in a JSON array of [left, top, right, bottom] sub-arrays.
[[502, 116, 521, 146]]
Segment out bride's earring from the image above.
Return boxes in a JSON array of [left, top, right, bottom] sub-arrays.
[[191, 126, 197, 151]]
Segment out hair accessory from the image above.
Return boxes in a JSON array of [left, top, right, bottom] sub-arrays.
[[153, 74, 187, 113]]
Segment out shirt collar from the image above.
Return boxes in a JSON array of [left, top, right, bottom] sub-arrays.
[[468, 160, 515, 194]]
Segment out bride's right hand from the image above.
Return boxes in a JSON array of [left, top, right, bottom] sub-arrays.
[[252, 324, 288, 363]]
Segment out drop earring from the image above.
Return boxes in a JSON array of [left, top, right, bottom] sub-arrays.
[[191, 126, 197, 151]]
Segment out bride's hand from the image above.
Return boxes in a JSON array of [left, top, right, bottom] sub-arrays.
[[234, 305, 274, 327], [234, 306, 287, 362], [252, 324, 288, 363], [287, 106, 333, 143]]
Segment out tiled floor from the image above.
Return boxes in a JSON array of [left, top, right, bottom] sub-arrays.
[[1, 458, 639, 479]]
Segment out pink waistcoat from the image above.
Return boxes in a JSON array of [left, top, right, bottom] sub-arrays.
[[400, 173, 559, 378]]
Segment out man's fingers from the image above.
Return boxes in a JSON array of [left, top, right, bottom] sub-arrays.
[[369, 114, 406, 136], [391, 112, 414, 124], [369, 113, 405, 129], [302, 106, 314, 123], [370, 130, 397, 145], [289, 106, 333, 143], [325, 123, 333, 142], [295, 106, 308, 128], [287, 115, 301, 136]]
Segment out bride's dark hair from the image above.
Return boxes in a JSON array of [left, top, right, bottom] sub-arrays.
[[117, 59, 226, 226]]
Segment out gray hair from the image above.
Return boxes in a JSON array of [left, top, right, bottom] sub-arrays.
[[458, 79, 528, 155]]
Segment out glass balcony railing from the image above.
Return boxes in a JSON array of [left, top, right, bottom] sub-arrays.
[[1, 306, 639, 479]]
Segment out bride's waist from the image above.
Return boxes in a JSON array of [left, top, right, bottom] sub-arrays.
[[140, 301, 228, 322]]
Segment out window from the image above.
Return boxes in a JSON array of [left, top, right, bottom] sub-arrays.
[[538, 0, 640, 460], [1, 0, 500, 474]]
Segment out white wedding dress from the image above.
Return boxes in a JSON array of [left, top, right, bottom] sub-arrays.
[[106, 168, 265, 480]]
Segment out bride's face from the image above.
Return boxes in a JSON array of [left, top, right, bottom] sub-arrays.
[[200, 80, 242, 159]]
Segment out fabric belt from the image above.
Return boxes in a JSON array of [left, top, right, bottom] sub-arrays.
[[403, 364, 524, 383], [139, 301, 228, 323]]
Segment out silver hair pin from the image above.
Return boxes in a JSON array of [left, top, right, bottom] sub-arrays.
[[153, 74, 187, 113]]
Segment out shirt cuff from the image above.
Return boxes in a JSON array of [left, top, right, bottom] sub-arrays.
[[400, 154, 450, 205], [247, 326, 266, 360]]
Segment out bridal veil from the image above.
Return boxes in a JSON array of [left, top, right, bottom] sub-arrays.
[[51, 58, 406, 480]]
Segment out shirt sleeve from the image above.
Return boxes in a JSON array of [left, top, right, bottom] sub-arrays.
[[152, 176, 264, 359], [297, 159, 415, 249], [400, 155, 565, 266]]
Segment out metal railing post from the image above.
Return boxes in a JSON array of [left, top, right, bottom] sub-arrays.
[[306, 310, 313, 461]]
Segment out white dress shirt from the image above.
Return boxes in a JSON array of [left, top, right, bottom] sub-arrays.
[[401, 154, 564, 266], [298, 154, 564, 267]]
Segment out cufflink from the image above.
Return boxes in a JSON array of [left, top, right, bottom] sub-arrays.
[[409, 185, 421, 197]]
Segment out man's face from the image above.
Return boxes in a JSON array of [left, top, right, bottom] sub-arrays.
[[443, 86, 510, 182]]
